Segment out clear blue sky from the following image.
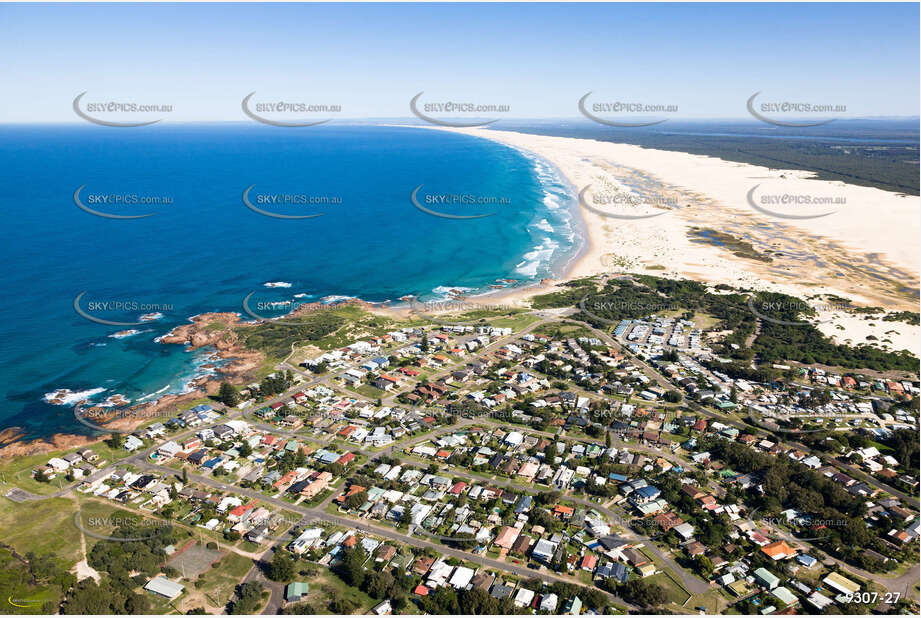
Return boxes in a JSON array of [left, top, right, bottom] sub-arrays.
[[1, 2, 918, 122]]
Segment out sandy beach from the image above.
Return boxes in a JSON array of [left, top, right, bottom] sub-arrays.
[[4, 126, 917, 461], [414, 126, 920, 355]]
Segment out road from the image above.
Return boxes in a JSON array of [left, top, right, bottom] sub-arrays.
[[399, 446, 711, 596], [583, 321, 920, 509], [241, 546, 285, 615], [6, 303, 916, 604], [136, 458, 631, 608]]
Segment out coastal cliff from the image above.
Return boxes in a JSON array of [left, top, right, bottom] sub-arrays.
[[0, 313, 265, 460]]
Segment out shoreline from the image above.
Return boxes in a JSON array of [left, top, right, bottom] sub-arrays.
[[429, 126, 919, 312], [3, 127, 918, 459]]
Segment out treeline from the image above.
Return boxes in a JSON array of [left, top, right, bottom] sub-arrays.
[[751, 291, 917, 371], [332, 545, 414, 611], [62, 512, 180, 614], [86, 515, 177, 577], [700, 437, 905, 571], [561, 275, 917, 372]]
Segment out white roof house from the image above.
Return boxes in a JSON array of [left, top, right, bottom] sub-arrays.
[[504, 431, 524, 447], [449, 566, 475, 589], [514, 588, 535, 607], [46, 457, 70, 471], [144, 576, 184, 600], [539, 593, 559, 612], [158, 441, 181, 458]]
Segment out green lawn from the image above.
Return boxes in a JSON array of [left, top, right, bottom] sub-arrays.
[[0, 496, 82, 566], [347, 384, 386, 400], [298, 570, 380, 614], [647, 571, 691, 606], [486, 313, 542, 330], [184, 551, 255, 612]]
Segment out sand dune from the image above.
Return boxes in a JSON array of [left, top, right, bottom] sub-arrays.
[[427, 126, 920, 354]]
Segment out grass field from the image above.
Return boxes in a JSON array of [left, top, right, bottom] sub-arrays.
[[0, 496, 82, 566], [533, 321, 594, 340], [181, 550, 254, 613], [647, 571, 692, 606], [486, 313, 542, 330], [290, 569, 380, 614]]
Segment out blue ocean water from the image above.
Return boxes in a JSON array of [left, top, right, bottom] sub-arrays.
[[0, 124, 581, 439]]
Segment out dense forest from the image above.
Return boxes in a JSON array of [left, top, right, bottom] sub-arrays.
[[497, 121, 920, 195]]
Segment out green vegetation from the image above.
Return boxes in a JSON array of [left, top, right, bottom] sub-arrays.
[[242, 310, 347, 358], [0, 548, 72, 615], [228, 581, 266, 614], [61, 577, 151, 615], [266, 549, 296, 582], [0, 497, 82, 564], [701, 437, 915, 572], [503, 123, 920, 194], [530, 278, 598, 309], [533, 321, 594, 340], [190, 552, 254, 609], [572, 275, 917, 371], [688, 228, 772, 262], [218, 381, 240, 406], [86, 512, 178, 578], [882, 310, 921, 325]]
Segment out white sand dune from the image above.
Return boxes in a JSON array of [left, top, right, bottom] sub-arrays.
[[417, 126, 920, 355]]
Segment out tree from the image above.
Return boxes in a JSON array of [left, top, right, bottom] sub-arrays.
[[622, 578, 667, 607], [545, 441, 558, 463], [554, 547, 569, 572], [229, 582, 265, 614], [218, 381, 240, 406], [106, 432, 125, 449], [664, 390, 683, 403], [267, 550, 296, 582], [333, 546, 367, 588], [364, 570, 395, 599], [605, 430, 612, 447], [329, 598, 357, 614]]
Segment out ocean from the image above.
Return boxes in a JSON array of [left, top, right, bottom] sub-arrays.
[[0, 124, 581, 439]]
